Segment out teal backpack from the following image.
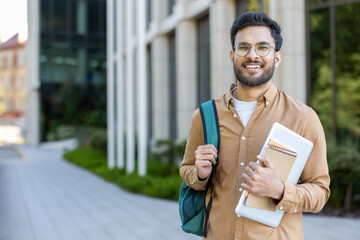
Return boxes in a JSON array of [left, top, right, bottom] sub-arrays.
[[179, 99, 220, 237]]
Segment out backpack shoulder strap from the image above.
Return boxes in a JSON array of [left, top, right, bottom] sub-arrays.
[[199, 99, 220, 150], [198, 99, 220, 237]]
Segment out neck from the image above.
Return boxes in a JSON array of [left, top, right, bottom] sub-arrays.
[[233, 81, 272, 102]]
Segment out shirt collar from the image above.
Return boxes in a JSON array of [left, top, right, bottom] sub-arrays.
[[224, 83, 278, 108]]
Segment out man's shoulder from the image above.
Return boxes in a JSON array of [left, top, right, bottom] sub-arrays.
[[279, 90, 314, 115], [196, 94, 228, 112]]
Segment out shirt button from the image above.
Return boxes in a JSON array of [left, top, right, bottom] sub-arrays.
[[279, 206, 284, 210], [233, 113, 236, 118], [240, 162, 244, 166], [294, 209, 297, 213], [242, 136, 246, 140], [239, 187, 243, 192]]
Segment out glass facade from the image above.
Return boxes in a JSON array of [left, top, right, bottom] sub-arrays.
[[308, 0, 360, 209], [39, 0, 107, 141], [309, 0, 360, 141], [236, 0, 267, 15]]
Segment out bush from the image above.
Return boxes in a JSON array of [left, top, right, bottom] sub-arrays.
[[63, 147, 183, 200], [89, 129, 107, 154], [153, 139, 186, 175], [327, 138, 360, 211]]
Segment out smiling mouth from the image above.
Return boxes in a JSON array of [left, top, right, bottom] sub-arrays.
[[245, 64, 262, 70], [242, 61, 264, 71]]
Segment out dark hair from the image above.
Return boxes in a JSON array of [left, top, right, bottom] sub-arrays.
[[230, 12, 282, 51]]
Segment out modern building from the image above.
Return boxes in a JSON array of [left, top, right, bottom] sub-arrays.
[[107, 0, 360, 175], [26, 0, 360, 175], [27, 0, 107, 144], [0, 33, 26, 118]]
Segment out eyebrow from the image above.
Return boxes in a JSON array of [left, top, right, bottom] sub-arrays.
[[257, 41, 271, 45], [236, 41, 271, 45]]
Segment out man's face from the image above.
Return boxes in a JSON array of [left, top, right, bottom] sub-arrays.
[[230, 26, 281, 87]]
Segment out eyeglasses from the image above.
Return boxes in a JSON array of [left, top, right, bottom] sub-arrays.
[[233, 42, 275, 57]]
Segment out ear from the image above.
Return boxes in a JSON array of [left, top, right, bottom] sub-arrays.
[[230, 50, 235, 64], [274, 50, 282, 68]]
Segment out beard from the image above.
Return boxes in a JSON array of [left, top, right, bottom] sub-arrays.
[[233, 59, 275, 87]]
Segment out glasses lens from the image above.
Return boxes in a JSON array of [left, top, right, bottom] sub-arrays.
[[236, 43, 250, 57], [255, 44, 271, 57]]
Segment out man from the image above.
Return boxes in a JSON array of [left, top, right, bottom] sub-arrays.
[[179, 12, 330, 239]]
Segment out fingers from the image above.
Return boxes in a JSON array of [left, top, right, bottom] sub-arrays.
[[257, 155, 273, 169], [244, 165, 254, 178], [241, 172, 251, 184], [195, 159, 212, 167], [195, 144, 218, 165]]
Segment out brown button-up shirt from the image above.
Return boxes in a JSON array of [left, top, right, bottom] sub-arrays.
[[179, 84, 330, 240]]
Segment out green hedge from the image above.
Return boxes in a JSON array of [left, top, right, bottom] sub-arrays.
[[63, 147, 183, 200]]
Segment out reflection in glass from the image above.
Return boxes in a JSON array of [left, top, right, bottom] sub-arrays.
[[335, 3, 360, 138], [40, 0, 106, 141], [310, 8, 332, 136], [309, 0, 330, 5]]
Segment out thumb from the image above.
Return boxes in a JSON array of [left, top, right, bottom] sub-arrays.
[[257, 155, 273, 169]]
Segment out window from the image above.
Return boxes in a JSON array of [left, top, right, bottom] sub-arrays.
[[6, 78, 12, 89], [146, 0, 151, 30], [16, 77, 23, 89], [168, 0, 176, 15], [147, 45, 153, 140], [308, 0, 360, 141], [13, 54, 18, 67], [237, 0, 267, 16], [197, 15, 210, 105], [169, 33, 177, 140], [40, 0, 107, 141]]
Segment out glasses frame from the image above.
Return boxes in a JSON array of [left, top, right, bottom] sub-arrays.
[[233, 41, 276, 57]]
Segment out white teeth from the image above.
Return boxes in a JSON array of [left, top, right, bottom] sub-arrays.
[[246, 65, 261, 69]]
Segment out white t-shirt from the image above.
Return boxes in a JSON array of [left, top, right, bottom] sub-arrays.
[[233, 98, 257, 128]]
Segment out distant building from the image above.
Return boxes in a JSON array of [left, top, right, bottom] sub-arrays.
[[0, 33, 26, 120], [26, 0, 107, 144]]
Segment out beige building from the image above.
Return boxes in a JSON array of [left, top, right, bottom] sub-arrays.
[[106, 0, 306, 174], [0, 33, 26, 118]]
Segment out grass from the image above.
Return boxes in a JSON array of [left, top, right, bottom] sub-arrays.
[[63, 147, 183, 200]]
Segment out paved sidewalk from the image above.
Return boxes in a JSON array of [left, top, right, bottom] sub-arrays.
[[0, 145, 359, 240]]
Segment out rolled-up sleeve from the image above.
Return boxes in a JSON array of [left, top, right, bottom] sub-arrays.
[[275, 109, 331, 213], [179, 109, 209, 190]]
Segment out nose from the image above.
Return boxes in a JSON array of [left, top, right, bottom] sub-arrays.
[[246, 46, 258, 59]]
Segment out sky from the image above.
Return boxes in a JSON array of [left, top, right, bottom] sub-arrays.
[[0, 0, 27, 43]]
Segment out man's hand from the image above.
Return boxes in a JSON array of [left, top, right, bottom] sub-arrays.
[[240, 155, 284, 200], [195, 144, 218, 180]]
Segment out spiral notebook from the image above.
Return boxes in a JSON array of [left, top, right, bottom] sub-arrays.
[[245, 139, 297, 211], [235, 122, 313, 228]]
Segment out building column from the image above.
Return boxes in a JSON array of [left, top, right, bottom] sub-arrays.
[[210, 0, 236, 98], [106, 0, 115, 168], [151, 37, 170, 143], [26, 0, 40, 145], [150, 0, 170, 145], [269, 0, 307, 103], [116, 0, 125, 169], [126, 0, 135, 174], [176, 19, 197, 141], [137, 0, 147, 176]]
